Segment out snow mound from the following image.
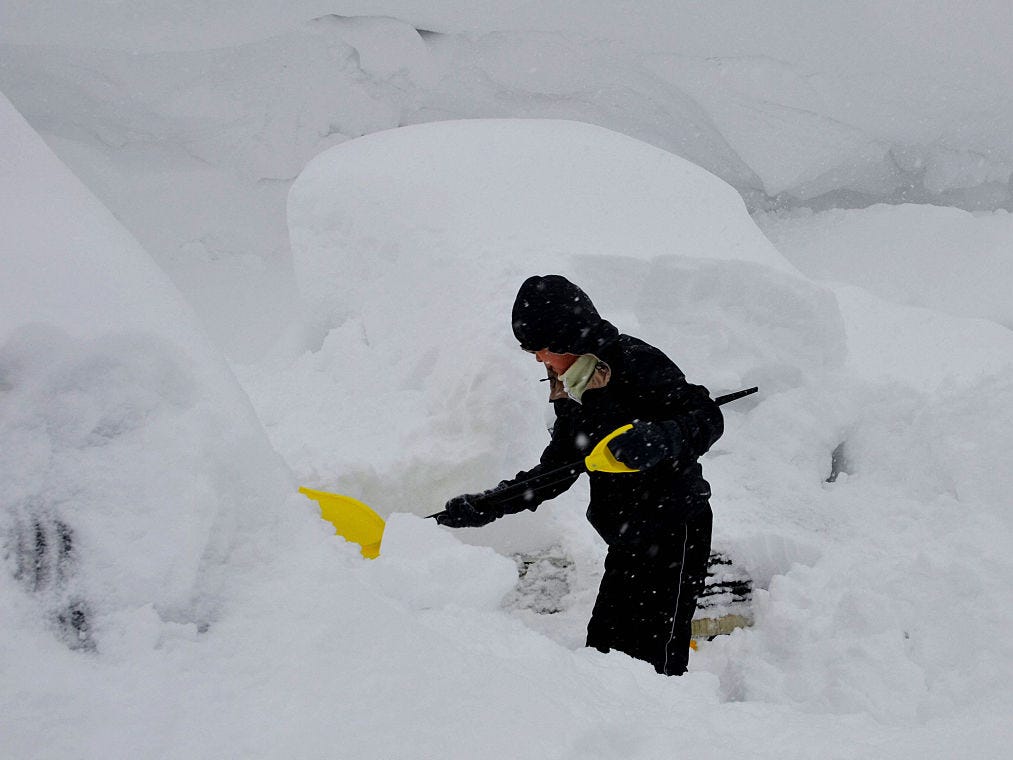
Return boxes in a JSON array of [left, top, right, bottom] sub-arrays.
[[758, 205, 1013, 330], [833, 284, 1013, 391], [0, 93, 292, 641], [289, 118, 795, 329]]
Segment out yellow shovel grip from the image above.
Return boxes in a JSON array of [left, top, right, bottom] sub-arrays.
[[585, 424, 640, 473]]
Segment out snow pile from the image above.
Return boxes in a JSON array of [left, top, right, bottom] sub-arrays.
[[698, 366, 1013, 726], [0, 93, 292, 641], [758, 205, 1013, 329], [359, 513, 518, 610], [0, 26, 412, 359]]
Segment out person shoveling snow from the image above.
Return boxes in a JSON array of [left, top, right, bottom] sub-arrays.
[[436, 274, 724, 677]]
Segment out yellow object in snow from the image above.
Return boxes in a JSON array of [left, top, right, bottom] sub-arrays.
[[299, 486, 385, 558], [584, 424, 639, 473]]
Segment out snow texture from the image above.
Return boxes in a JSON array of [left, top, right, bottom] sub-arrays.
[[2, 3, 1013, 758], [3, 1, 1012, 360]]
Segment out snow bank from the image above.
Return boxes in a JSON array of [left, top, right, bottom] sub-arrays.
[[331, 1, 1013, 206], [0, 93, 292, 640], [0, 25, 416, 359], [758, 205, 1013, 329], [832, 285, 1013, 390]]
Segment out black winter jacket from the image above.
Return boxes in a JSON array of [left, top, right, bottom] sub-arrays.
[[483, 333, 723, 550]]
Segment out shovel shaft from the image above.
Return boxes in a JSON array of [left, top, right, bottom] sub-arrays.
[[714, 386, 758, 405], [427, 460, 584, 519]]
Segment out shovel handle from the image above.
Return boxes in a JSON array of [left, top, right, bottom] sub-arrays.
[[714, 386, 758, 405], [584, 424, 639, 473]]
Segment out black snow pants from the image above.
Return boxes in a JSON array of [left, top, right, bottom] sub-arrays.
[[585, 508, 712, 676]]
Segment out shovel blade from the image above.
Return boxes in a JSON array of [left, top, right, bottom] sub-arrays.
[[299, 487, 385, 558]]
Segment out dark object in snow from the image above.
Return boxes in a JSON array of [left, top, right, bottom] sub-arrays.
[[693, 551, 753, 639], [508, 546, 753, 640], [14, 517, 73, 592], [713, 386, 758, 406], [9, 513, 95, 651], [56, 599, 94, 651], [826, 441, 850, 483]]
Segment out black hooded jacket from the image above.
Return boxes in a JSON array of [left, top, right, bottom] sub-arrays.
[[484, 275, 724, 550]]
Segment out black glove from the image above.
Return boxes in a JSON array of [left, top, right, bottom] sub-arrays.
[[607, 420, 683, 470], [435, 492, 500, 528]]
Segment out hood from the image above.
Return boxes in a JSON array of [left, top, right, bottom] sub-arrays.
[[511, 274, 619, 354]]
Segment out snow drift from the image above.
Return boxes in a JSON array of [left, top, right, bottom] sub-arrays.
[[0, 93, 293, 643], [759, 205, 1013, 329]]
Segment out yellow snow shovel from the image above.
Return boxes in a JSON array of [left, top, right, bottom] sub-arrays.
[[298, 389, 759, 557], [298, 487, 385, 558]]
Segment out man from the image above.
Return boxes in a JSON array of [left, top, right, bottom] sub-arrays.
[[437, 274, 723, 676]]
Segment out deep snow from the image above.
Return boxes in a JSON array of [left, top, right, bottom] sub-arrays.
[[4, 105, 1012, 758], [2, 3, 1013, 758], [0, 93, 294, 631]]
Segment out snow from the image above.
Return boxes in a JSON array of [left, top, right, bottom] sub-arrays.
[[758, 205, 1013, 329], [0, 91, 293, 634], [2, 3, 1013, 758], [3, 2, 1012, 361]]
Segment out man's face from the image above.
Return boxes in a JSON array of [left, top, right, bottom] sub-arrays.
[[532, 348, 579, 375]]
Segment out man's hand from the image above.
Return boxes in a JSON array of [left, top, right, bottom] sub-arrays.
[[435, 493, 499, 528], [607, 420, 683, 470]]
